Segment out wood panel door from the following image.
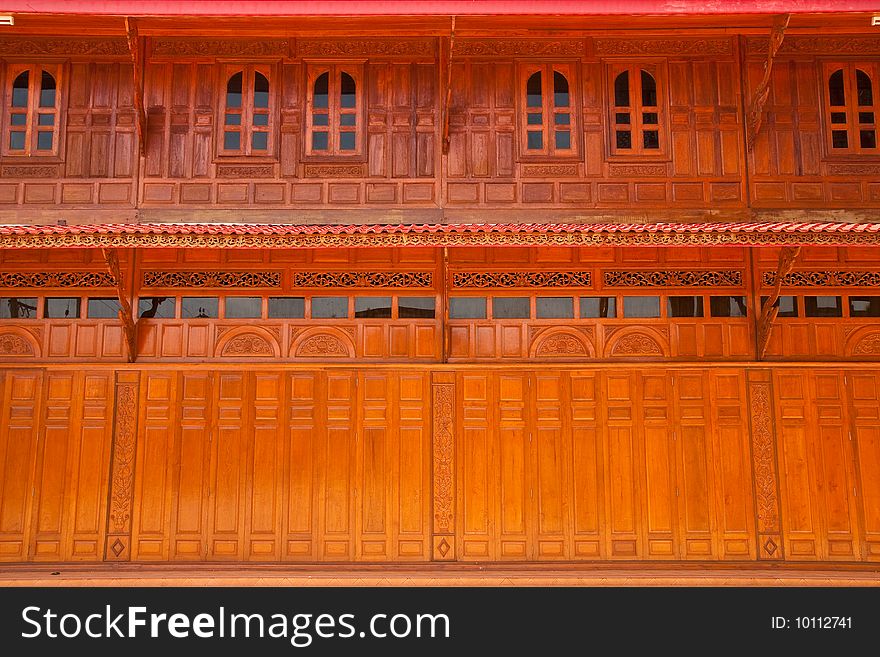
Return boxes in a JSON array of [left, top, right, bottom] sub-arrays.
[[775, 370, 861, 561], [846, 370, 880, 561]]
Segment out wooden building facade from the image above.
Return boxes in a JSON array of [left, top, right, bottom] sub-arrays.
[[0, 2, 879, 573]]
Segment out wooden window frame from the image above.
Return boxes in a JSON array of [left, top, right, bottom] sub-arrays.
[[821, 61, 880, 159], [216, 63, 277, 160], [2, 62, 65, 160], [516, 61, 581, 162], [606, 61, 669, 161], [303, 62, 366, 162]]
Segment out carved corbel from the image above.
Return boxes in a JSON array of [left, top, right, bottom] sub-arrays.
[[102, 248, 138, 362], [124, 17, 147, 156], [756, 245, 801, 358], [442, 16, 456, 155], [747, 14, 790, 152]]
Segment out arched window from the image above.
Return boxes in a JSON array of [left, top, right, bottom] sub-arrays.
[[219, 65, 273, 156], [4, 65, 61, 156], [521, 64, 576, 157], [610, 64, 665, 156], [825, 63, 878, 154], [307, 66, 362, 156]]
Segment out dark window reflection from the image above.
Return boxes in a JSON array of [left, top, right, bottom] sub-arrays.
[[804, 295, 842, 318], [493, 297, 530, 319], [225, 297, 262, 319], [668, 296, 704, 318], [45, 297, 81, 319], [138, 297, 175, 319], [623, 296, 660, 318], [849, 296, 880, 318], [311, 296, 348, 319], [449, 297, 486, 319], [181, 297, 218, 319], [536, 297, 574, 319], [0, 297, 38, 319], [709, 296, 748, 318], [268, 297, 305, 319], [580, 296, 616, 318], [87, 298, 122, 319], [355, 297, 392, 319], [398, 297, 435, 319]]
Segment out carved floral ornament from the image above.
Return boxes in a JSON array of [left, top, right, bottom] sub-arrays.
[[604, 270, 742, 287], [762, 270, 880, 287], [0, 332, 35, 356]]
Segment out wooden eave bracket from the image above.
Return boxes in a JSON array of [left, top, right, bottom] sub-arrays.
[[102, 248, 139, 363], [756, 245, 801, 358], [747, 13, 791, 152], [125, 17, 147, 157], [442, 16, 456, 155]]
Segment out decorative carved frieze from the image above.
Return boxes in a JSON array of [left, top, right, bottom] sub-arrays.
[[0, 333, 34, 356], [594, 38, 732, 56], [293, 271, 432, 288], [151, 38, 290, 57], [763, 270, 880, 287], [608, 164, 667, 177], [220, 333, 275, 357], [603, 270, 742, 287], [853, 332, 880, 356], [827, 164, 880, 176], [295, 333, 352, 357], [303, 164, 366, 178], [105, 375, 139, 561], [453, 39, 583, 56], [142, 271, 281, 288], [432, 379, 455, 561], [521, 164, 578, 177], [0, 37, 128, 56], [747, 376, 783, 560], [534, 332, 590, 357], [610, 333, 663, 356], [747, 36, 880, 55], [297, 38, 435, 57], [216, 165, 274, 178], [453, 271, 591, 288], [1, 165, 60, 178], [0, 271, 115, 288]]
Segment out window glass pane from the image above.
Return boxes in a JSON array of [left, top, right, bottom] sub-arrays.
[[340, 113, 356, 126], [580, 296, 616, 318], [339, 132, 356, 151], [643, 130, 659, 149], [668, 296, 704, 318], [643, 112, 658, 125], [226, 72, 243, 108], [614, 70, 629, 107], [87, 298, 121, 319], [553, 71, 569, 107], [224, 131, 240, 151], [253, 113, 269, 126], [641, 70, 657, 106], [830, 111, 847, 124], [616, 130, 632, 149], [225, 297, 262, 319], [527, 112, 543, 125], [0, 297, 38, 319], [832, 130, 848, 148], [225, 113, 241, 126], [615, 112, 630, 125], [12, 71, 28, 107], [709, 296, 748, 318], [856, 69, 873, 106], [555, 113, 570, 125], [860, 129, 876, 149], [313, 113, 329, 126], [828, 69, 845, 106], [253, 72, 269, 108], [38, 113, 54, 126], [268, 297, 305, 319], [555, 130, 571, 149], [10, 113, 26, 126], [527, 131, 543, 150], [45, 297, 81, 319], [313, 72, 329, 108], [804, 295, 842, 318], [340, 72, 356, 108], [762, 295, 798, 318], [526, 71, 542, 108], [37, 132, 53, 150], [623, 296, 660, 318], [398, 297, 435, 319], [39, 71, 56, 107], [355, 297, 391, 319], [9, 131, 25, 150], [536, 297, 574, 319], [849, 296, 880, 317], [859, 111, 875, 124], [449, 297, 486, 319], [311, 296, 348, 319], [251, 131, 268, 150], [312, 131, 328, 151], [138, 297, 175, 319], [492, 297, 530, 319], [181, 297, 218, 319]]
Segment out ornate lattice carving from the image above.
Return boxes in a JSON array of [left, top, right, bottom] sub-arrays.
[[1, 165, 59, 178], [827, 164, 880, 176], [453, 39, 583, 56], [216, 165, 274, 178], [763, 270, 880, 287], [0, 271, 115, 288], [105, 378, 139, 561], [748, 36, 880, 55], [0, 333, 34, 356], [432, 383, 455, 537], [220, 333, 274, 357], [293, 271, 432, 288], [611, 333, 663, 356], [521, 164, 578, 177], [594, 38, 732, 55], [453, 271, 591, 288], [297, 39, 435, 56], [303, 164, 366, 178], [142, 271, 281, 288], [152, 38, 290, 56], [608, 164, 667, 177], [0, 37, 128, 56], [603, 270, 742, 287], [534, 332, 589, 357], [295, 333, 351, 357], [854, 333, 880, 356], [748, 380, 782, 560]]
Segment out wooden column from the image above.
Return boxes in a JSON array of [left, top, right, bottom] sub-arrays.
[[431, 371, 455, 560], [103, 371, 140, 561], [746, 369, 784, 560]]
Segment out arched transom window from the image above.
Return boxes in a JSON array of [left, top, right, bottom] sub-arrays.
[[521, 64, 576, 158], [609, 64, 665, 157], [307, 66, 362, 157], [825, 63, 879, 154], [220, 65, 273, 156], [4, 65, 61, 156]]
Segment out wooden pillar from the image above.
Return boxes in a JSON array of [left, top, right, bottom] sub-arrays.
[[431, 371, 455, 560], [746, 369, 784, 560], [103, 371, 140, 561]]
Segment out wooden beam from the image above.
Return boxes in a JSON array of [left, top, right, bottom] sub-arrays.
[[442, 16, 456, 155], [756, 245, 801, 358], [124, 16, 147, 157], [102, 248, 139, 363], [746, 13, 790, 152]]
